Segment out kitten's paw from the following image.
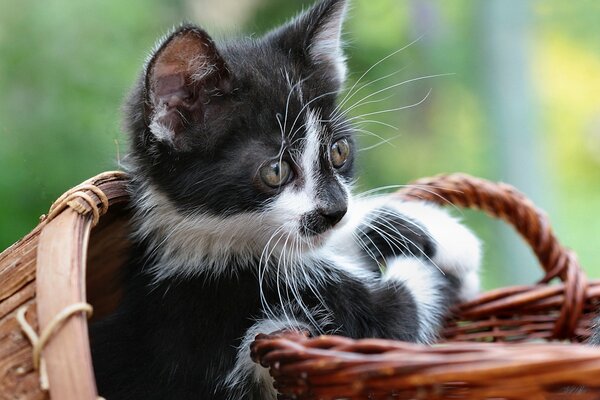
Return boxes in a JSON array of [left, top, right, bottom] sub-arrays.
[[382, 200, 482, 302], [355, 207, 435, 263], [226, 318, 312, 400]]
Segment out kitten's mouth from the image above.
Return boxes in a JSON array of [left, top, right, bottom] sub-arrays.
[[297, 217, 347, 250], [266, 214, 348, 256]]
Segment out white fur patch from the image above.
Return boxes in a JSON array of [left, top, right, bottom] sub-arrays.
[[317, 247, 378, 283], [302, 109, 321, 197], [307, 1, 348, 83], [224, 317, 311, 400], [148, 105, 175, 143], [263, 108, 322, 247], [131, 181, 289, 280], [383, 257, 445, 343]]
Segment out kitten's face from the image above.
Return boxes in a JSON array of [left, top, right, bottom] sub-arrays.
[[126, 0, 353, 257]]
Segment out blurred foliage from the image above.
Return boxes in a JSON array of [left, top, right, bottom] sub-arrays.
[[1, 0, 599, 289]]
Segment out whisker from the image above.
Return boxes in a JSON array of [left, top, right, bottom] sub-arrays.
[[345, 89, 433, 123], [358, 134, 402, 152], [364, 215, 444, 275], [354, 225, 388, 263], [259, 225, 287, 320], [275, 230, 295, 328], [287, 89, 339, 138], [335, 36, 424, 112], [290, 235, 324, 334], [352, 231, 384, 270], [282, 74, 309, 137], [342, 72, 449, 120], [356, 184, 465, 214], [368, 209, 435, 241]]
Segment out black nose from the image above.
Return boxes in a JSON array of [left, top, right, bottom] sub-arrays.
[[318, 205, 347, 227], [300, 205, 348, 236]]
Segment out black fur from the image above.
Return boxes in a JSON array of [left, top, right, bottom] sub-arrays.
[[357, 207, 436, 266]]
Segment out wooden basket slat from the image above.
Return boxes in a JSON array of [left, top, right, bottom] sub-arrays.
[[36, 209, 97, 400], [0, 228, 39, 303], [0, 225, 46, 399]]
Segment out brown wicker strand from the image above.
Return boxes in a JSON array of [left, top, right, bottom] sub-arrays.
[[42, 171, 128, 227], [44, 186, 107, 227], [252, 332, 600, 399]]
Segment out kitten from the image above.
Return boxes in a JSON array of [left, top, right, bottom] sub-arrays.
[[89, 0, 481, 399]]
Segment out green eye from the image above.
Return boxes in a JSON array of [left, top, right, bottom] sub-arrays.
[[260, 160, 292, 188], [330, 138, 350, 168]]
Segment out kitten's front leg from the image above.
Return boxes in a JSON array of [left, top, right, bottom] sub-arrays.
[[353, 206, 436, 270], [331, 196, 481, 302], [367, 200, 481, 341], [376, 200, 482, 303]]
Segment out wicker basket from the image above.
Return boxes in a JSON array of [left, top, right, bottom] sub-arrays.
[[1, 171, 600, 400]]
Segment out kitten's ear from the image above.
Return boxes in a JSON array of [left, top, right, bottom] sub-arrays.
[[270, 0, 348, 86], [144, 26, 231, 148]]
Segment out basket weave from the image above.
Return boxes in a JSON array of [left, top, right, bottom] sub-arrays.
[[0, 171, 599, 400]]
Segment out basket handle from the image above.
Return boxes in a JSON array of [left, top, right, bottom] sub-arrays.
[[395, 173, 587, 339]]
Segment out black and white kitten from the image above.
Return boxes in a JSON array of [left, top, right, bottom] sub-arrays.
[[90, 1, 481, 399]]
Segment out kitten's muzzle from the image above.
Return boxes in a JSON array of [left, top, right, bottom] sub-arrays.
[[300, 205, 347, 236]]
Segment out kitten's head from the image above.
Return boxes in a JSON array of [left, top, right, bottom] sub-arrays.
[[125, 0, 355, 276]]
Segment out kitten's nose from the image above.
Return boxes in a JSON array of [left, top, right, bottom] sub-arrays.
[[318, 205, 347, 227], [300, 205, 348, 236]]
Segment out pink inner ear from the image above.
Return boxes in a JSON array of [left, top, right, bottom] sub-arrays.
[[153, 72, 197, 112], [149, 30, 230, 107], [150, 32, 207, 92], [154, 73, 186, 98], [146, 29, 230, 145]]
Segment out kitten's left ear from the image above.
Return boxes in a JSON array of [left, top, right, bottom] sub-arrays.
[[269, 0, 348, 86], [143, 26, 231, 149]]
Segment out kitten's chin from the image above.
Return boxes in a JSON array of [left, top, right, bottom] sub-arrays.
[[267, 219, 347, 256], [296, 222, 344, 252]]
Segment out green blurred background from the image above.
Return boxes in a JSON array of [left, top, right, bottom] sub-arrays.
[[1, 0, 599, 289]]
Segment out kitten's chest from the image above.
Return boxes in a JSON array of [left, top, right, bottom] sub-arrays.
[[133, 269, 265, 383], [149, 269, 264, 335]]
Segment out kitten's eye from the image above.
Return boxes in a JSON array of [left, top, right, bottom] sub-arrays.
[[260, 160, 292, 188], [330, 138, 350, 168]]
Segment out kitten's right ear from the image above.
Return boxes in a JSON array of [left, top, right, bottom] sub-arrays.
[[144, 26, 231, 149], [267, 0, 348, 87]]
